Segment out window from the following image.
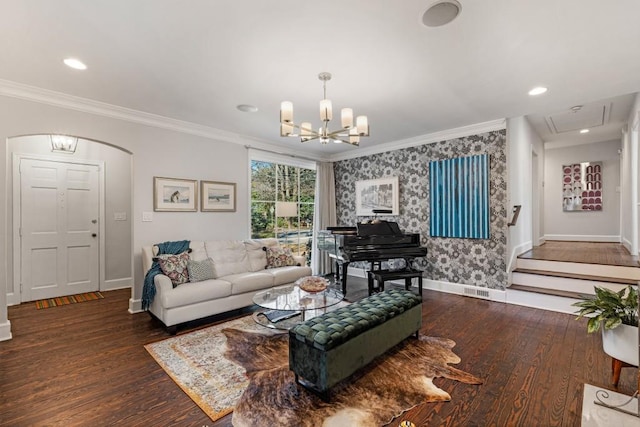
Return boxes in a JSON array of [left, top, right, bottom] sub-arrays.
[[250, 157, 316, 259]]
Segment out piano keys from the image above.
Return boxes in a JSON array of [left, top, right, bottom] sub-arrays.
[[318, 220, 427, 294]]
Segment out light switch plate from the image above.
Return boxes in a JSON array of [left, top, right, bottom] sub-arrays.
[[142, 211, 153, 222], [114, 212, 127, 221]]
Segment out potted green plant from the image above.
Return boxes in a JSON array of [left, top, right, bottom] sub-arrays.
[[573, 285, 638, 385], [573, 285, 638, 333]]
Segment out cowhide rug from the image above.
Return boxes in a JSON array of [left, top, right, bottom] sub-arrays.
[[223, 328, 483, 427]]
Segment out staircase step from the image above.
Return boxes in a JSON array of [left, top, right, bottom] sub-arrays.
[[511, 270, 631, 297], [516, 258, 640, 281], [513, 268, 638, 285], [509, 284, 591, 299]]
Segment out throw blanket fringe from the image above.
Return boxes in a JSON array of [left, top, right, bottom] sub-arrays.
[[142, 240, 190, 311]]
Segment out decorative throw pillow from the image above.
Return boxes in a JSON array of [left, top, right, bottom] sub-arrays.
[[187, 258, 216, 282], [154, 251, 190, 287], [264, 246, 297, 269]]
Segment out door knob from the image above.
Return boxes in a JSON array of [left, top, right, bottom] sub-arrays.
[[92, 233, 97, 237]]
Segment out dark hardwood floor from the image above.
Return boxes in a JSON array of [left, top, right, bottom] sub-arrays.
[[518, 241, 640, 267], [1, 281, 637, 426]]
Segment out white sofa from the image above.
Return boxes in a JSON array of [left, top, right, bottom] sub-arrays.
[[141, 238, 312, 332]]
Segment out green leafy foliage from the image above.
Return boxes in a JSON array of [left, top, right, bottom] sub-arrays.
[[572, 285, 638, 333], [250, 160, 316, 256]]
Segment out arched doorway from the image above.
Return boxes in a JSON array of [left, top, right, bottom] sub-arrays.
[[7, 134, 133, 304]]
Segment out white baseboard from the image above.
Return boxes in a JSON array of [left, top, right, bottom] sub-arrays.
[[345, 268, 583, 315], [622, 237, 634, 255], [128, 298, 143, 314], [543, 234, 620, 242], [0, 320, 12, 341], [346, 266, 368, 278], [102, 277, 133, 292], [347, 266, 507, 303], [508, 241, 531, 274], [6, 292, 19, 306], [422, 279, 507, 303]]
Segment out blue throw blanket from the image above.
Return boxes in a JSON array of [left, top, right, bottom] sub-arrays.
[[142, 240, 190, 311]]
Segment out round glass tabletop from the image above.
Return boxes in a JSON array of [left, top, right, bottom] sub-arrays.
[[252, 280, 344, 329], [252, 283, 344, 312]]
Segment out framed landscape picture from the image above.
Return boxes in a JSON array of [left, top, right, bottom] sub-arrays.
[[153, 177, 198, 212], [201, 180, 236, 212], [355, 176, 399, 216]]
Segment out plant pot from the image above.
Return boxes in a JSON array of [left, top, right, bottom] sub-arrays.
[[601, 323, 639, 366]]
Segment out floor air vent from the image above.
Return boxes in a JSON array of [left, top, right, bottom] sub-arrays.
[[463, 287, 491, 299]]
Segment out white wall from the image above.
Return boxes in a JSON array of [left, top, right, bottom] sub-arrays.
[[0, 95, 252, 340], [620, 93, 640, 254], [544, 140, 621, 241], [506, 116, 544, 273]]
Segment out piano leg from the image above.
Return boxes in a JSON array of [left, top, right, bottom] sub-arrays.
[[338, 261, 350, 295]]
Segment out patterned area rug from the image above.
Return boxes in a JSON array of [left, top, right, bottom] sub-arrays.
[[145, 316, 275, 421], [35, 291, 104, 309], [145, 313, 483, 425]]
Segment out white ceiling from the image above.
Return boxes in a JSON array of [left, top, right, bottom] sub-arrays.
[[1, 0, 639, 159]]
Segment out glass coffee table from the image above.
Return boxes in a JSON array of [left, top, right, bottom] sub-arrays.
[[252, 278, 344, 330]]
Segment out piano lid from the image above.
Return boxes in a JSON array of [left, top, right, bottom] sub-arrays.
[[326, 226, 357, 235], [357, 220, 402, 236]]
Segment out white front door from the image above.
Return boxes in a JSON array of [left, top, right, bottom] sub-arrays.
[[20, 159, 100, 302]]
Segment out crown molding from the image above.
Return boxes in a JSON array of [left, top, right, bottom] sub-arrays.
[[0, 79, 503, 163], [544, 137, 621, 150], [0, 78, 280, 148], [328, 118, 507, 162]]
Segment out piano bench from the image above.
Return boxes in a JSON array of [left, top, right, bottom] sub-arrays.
[[367, 268, 423, 296], [288, 289, 422, 401]]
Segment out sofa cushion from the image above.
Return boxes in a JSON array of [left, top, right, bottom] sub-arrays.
[[245, 238, 279, 271], [160, 278, 232, 309], [265, 246, 297, 268], [154, 251, 190, 286], [187, 258, 215, 282], [188, 241, 207, 261], [205, 240, 251, 277], [268, 266, 313, 286], [222, 272, 274, 295]]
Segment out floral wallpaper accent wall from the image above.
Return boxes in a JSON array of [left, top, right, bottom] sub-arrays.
[[334, 129, 508, 290]]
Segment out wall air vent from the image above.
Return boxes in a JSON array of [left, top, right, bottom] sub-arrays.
[[463, 286, 490, 300]]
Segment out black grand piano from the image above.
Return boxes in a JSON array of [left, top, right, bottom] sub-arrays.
[[317, 220, 427, 295]]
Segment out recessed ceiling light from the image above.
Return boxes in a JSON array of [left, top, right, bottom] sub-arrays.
[[237, 104, 258, 113], [528, 86, 547, 96], [63, 58, 87, 70], [422, 1, 462, 27], [580, 129, 590, 134], [529, 86, 548, 96]]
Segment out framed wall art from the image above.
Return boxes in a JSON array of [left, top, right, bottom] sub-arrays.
[[562, 161, 603, 212], [355, 176, 399, 216], [201, 180, 236, 212], [429, 154, 489, 239], [153, 176, 198, 212]]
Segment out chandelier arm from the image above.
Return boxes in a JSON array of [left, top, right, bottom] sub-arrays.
[[300, 135, 322, 143], [326, 129, 353, 138], [280, 121, 322, 137]]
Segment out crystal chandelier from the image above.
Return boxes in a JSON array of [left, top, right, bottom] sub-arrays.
[[280, 72, 369, 146]]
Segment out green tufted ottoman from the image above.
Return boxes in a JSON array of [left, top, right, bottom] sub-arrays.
[[288, 288, 422, 399]]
